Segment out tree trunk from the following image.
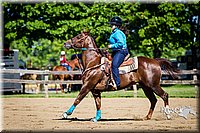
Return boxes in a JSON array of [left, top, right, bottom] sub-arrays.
[[191, 45, 197, 69]]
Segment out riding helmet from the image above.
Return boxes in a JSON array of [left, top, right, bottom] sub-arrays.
[[109, 16, 122, 26], [61, 51, 65, 55]]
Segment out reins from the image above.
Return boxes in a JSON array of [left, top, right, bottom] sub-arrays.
[[82, 63, 106, 76], [70, 33, 107, 55], [69, 34, 108, 75], [82, 39, 110, 76]]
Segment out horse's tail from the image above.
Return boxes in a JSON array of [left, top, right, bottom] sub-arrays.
[[155, 58, 180, 79]]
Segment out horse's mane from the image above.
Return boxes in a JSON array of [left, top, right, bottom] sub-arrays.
[[82, 31, 108, 58], [88, 33, 107, 57]]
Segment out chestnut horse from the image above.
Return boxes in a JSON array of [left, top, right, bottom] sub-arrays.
[[52, 54, 81, 93], [62, 32, 179, 122], [20, 68, 41, 94]]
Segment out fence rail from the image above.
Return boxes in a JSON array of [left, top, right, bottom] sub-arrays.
[[0, 69, 82, 75], [160, 80, 199, 85], [1, 79, 83, 84], [0, 68, 199, 85], [1, 68, 199, 98], [162, 69, 200, 75]]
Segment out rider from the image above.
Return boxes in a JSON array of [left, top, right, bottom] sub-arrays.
[[107, 16, 129, 90], [60, 51, 72, 71]]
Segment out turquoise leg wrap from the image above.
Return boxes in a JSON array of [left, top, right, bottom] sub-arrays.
[[66, 105, 76, 115], [95, 110, 101, 121], [81, 48, 87, 51]]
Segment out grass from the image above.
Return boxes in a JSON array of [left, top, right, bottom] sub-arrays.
[[161, 84, 198, 98], [1, 85, 198, 98], [102, 85, 198, 98]]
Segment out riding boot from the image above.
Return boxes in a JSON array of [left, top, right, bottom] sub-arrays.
[[111, 81, 117, 90], [108, 76, 117, 91]]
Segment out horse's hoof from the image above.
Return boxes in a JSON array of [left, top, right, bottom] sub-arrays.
[[143, 118, 149, 120], [90, 118, 98, 122], [143, 116, 151, 120], [62, 112, 68, 119], [143, 115, 151, 120], [166, 114, 171, 120]]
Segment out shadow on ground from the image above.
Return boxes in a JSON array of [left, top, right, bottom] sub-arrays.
[[54, 117, 144, 121]]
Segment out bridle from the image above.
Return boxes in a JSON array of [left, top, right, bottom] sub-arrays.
[[67, 33, 105, 54], [69, 33, 89, 49], [65, 33, 108, 76]]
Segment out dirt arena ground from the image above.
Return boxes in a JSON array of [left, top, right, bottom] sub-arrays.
[[2, 98, 199, 132]]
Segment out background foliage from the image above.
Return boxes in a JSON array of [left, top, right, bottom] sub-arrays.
[[3, 2, 199, 68]]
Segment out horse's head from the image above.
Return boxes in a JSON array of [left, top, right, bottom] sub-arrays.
[[64, 32, 100, 69], [70, 54, 82, 69], [64, 32, 91, 49]]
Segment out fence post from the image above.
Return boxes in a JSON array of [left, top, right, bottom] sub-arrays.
[[44, 70, 49, 98], [193, 69, 198, 88], [193, 69, 199, 97], [133, 84, 137, 98]]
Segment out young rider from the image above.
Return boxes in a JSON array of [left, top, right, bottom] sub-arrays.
[[60, 51, 72, 71], [107, 16, 129, 90]]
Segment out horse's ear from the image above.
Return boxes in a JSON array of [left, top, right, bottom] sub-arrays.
[[83, 31, 90, 36], [83, 28, 90, 35]]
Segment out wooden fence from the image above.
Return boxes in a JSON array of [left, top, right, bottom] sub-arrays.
[[0, 68, 199, 97], [1, 69, 82, 84], [160, 69, 200, 85], [1, 68, 199, 85]]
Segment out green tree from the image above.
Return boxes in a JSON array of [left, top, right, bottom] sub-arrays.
[[3, 2, 199, 68], [132, 3, 194, 58]]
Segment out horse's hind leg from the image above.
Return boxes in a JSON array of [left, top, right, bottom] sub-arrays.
[[141, 85, 157, 120], [67, 84, 72, 93], [152, 85, 171, 119], [59, 84, 64, 93], [152, 85, 169, 107], [91, 90, 101, 122]]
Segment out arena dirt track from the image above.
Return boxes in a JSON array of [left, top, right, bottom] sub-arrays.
[[2, 98, 199, 132]]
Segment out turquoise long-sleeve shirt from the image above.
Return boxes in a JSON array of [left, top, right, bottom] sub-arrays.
[[109, 28, 127, 50]]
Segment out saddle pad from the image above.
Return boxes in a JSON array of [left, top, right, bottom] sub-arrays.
[[119, 57, 138, 74]]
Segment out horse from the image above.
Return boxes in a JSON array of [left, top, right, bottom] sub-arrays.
[[52, 54, 82, 93], [62, 31, 179, 122], [20, 68, 41, 94]]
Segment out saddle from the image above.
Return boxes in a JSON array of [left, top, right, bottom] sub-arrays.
[[100, 55, 138, 75], [100, 55, 138, 90]]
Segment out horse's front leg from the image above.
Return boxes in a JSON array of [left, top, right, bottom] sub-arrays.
[[90, 90, 101, 122], [63, 69, 103, 119], [62, 82, 92, 118], [60, 75, 65, 93], [60, 84, 64, 93]]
